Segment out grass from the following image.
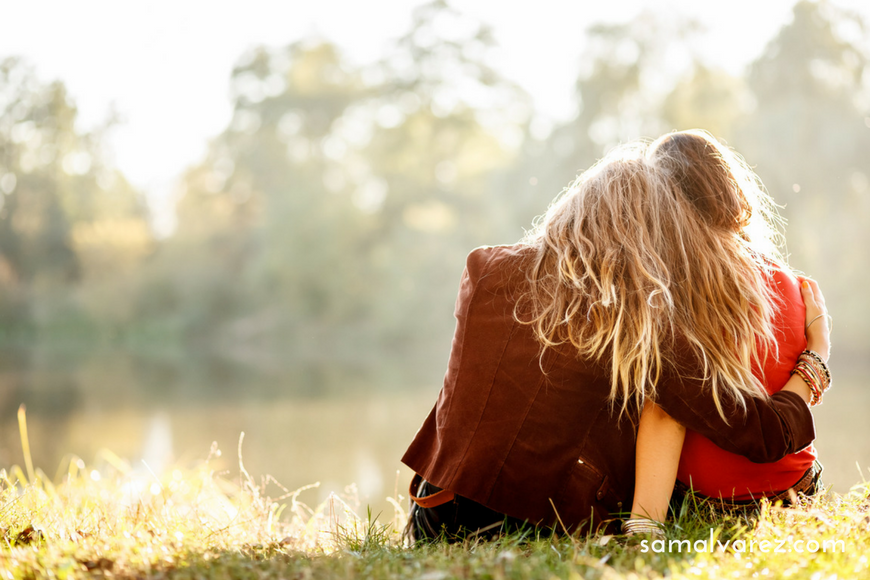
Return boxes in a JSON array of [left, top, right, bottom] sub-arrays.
[[2, 406, 869, 579]]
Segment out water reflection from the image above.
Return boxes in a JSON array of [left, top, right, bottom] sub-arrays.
[[141, 412, 173, 476], [0, 346, 439, 517]]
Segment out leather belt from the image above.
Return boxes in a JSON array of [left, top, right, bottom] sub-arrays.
[[409, 473, 456, 508]]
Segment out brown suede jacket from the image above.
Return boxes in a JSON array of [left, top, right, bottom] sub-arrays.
[[402, 244, 815, 533]]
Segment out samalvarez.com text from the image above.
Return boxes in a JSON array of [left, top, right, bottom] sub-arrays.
[[640, 529, 846, 554]]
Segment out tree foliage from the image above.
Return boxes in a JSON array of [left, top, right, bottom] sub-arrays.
[[0, 58, 151, 328], [1, 0, 868, 363]]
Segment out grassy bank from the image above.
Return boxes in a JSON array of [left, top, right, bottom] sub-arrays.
[[1, 426, 868, 578]]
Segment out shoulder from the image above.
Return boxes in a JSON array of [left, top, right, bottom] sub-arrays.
[[765, 262, 799, 288], [763, 262, 803, 307], [466, 243, 534, 277], [458, 244, 533, 308], [756, 255, 799, 291]]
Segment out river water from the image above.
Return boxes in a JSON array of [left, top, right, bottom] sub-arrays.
[[0, 346, 439, 519]]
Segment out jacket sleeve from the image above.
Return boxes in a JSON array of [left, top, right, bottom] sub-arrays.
[[653, 349, 815, 464]]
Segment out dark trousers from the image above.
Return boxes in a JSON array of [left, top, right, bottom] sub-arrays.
[[405, 477, 539, 543]]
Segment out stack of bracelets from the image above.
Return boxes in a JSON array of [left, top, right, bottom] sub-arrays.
[[622, 517, 665, 538], [792, 349, 832, 407]]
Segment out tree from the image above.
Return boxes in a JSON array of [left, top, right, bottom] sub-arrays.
[[737, 0, 870, 348], [358, 0, 531, 340], [0, 58, 152, 329], [500, 12, 704, 234], [163, 40, 371, 348], [162, 1, 532, 362]]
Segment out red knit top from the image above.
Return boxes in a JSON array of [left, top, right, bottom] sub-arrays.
[[676, 266, 816, 500]]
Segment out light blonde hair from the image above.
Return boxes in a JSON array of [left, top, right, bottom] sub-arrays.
[[519, 130, 785, 419]]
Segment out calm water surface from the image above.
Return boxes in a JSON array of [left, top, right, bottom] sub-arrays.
[[0, 346, 439, 517]]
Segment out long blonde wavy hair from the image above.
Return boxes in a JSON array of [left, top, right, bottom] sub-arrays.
[[519, 130, 786, 419]]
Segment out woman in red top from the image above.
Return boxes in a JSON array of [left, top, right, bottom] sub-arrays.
[[677, 267, 816, 500], [628, 130, 830, 530]]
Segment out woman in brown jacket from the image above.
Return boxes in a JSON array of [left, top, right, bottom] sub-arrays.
[[401, 138, 829, 541]]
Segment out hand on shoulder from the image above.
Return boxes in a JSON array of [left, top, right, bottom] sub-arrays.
[[799, 278, 830, 362]]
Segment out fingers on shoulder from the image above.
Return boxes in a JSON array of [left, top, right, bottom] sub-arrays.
[[808, 278, 826, 305], [799, 276, 826, 308]]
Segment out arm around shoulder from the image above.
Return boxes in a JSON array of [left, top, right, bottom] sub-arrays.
[[654, 362, 815, 464]]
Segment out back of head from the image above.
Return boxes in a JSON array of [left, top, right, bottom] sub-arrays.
[[521, 131, 786, 419], [646, 130, 785, 416], [649, 130, 750, 231], [520, 144, 690, 415], [648, 129, 782, 257]]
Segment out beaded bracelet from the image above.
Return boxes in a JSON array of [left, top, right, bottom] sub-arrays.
[[803, 350, 831, 394], [794, 359, 824, 405], [803, 350, 831, 385], [622, 517, 665, 538], [792, 349, 831, 407], [794, 361, 823, 406], [805, 358, 827, 405]]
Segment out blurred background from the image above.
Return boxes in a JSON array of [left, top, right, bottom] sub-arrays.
[[1, 0, 868, 514]]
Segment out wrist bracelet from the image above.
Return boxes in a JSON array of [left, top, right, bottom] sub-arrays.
[[806, 313, 833, 332], [622, 517, 665, 538], [803, 350, 831, 384], [792, 350, 832, 406]]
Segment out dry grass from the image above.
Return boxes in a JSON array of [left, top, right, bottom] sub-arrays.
[[2, 405, 869, 579], [1, 406, 406, 577]]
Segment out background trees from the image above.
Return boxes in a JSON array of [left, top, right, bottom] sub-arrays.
[[1, 0, 867, 367], [737, 0, 870, 351], [0, 58, 152, 332]]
